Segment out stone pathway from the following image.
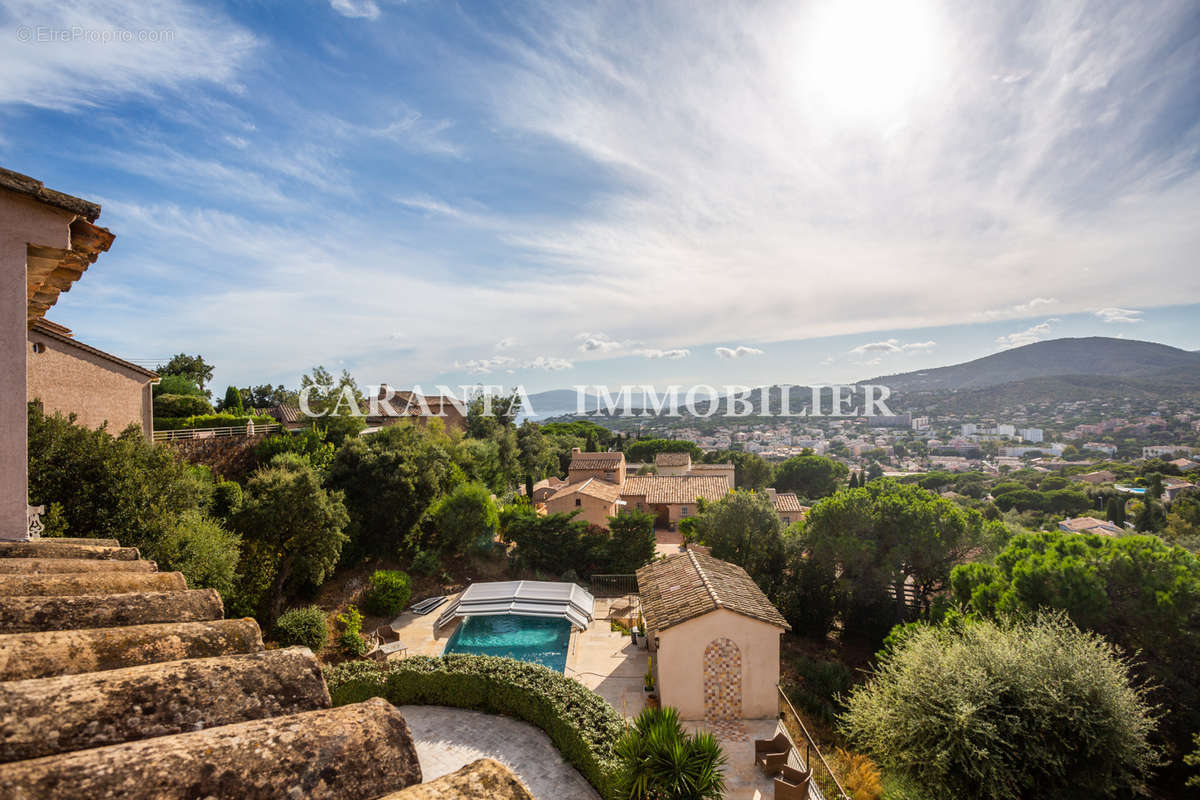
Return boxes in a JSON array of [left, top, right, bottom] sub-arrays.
[[396, 705, 601, 800]]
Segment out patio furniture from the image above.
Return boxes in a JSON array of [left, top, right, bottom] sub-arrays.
[[754, 731, 792, 775], [774, 765, 812, 800], [369, 640, 408, 661]]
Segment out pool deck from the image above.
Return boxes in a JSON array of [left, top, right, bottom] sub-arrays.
[[382, 593, 463, 657], [566, 596, 649, 719]]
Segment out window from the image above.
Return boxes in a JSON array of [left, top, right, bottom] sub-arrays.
[[575, 498, 581, 507], [680, 505, 689, 516], [31, 342, 45, 354]]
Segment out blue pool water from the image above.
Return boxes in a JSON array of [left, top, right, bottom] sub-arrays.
[[444, 614, 572, 672]]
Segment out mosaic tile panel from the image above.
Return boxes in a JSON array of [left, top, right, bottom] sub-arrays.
[[702, 637, 742, 721]]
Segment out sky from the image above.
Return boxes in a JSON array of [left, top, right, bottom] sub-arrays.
[[2, 0, 1199, 396]]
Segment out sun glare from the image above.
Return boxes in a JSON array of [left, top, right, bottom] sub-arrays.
[[798, 0, 945, 126]]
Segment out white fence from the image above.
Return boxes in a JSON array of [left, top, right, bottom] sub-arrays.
[[153, 422, 281, 442]]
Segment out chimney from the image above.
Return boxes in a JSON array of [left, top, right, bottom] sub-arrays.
[[571, 447, 581, 453], [766, 488, 777, 498]]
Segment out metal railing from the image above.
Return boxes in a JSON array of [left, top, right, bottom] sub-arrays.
[[777, 685, 851, 800], [153, 422, 280, 441], [589, 573, 639, 597]]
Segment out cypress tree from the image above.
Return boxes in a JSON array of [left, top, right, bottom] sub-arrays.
[[222, 385, 243, 413]]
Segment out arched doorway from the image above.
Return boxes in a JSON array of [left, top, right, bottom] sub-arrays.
[[703, 637, 742, 720]]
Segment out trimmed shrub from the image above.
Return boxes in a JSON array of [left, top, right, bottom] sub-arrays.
[[324, 655, 626, 798], [362, 570, 412, 617], [410, 549, 440, 576], [153, 393, 212, 419], [274, 606, 329, 651]]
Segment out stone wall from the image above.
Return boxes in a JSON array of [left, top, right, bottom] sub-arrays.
[[165, 434, 264, 480]]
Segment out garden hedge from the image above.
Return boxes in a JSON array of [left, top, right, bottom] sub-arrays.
[[324, 654, 626, 798]]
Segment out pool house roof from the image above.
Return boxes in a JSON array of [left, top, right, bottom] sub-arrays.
[[436, 580, 595, 630]]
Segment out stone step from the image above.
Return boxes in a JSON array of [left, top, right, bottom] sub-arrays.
[[0, 697, 422, 800], [0, 647, 330, 762], [0, 571, 186, 597], [0, 589, 223, 634], [0, 618, 263, 681], [0, 541, 139, 560], [0, 557, 157, 574], [375, 759, 533, 800], [36, 537, 120, 547]]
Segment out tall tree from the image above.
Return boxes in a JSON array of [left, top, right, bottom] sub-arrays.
[[692, 490, 786, 594], [220, 385, 244, 413], [156, 354, 215, 397], [772, 454, 848, 500], [233, 454, 349, 622], [605, 509, 657, 574]]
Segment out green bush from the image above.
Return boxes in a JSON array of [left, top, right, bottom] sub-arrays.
[[841, 615, 1159, 800], [274, 606, 329, 651], [153, 374, 204, 397], [153, 393, 212, 419], [324, 655, 626, 798], [362, 570, 412, 616], [410, 549, 440, 576], [335, 604, 369, 656], [614, 706, 726, 800], [150, 509, 241, 598]]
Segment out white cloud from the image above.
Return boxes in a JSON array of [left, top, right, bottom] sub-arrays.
[[576, 332, 632, 353], [715, 345, 764, 359], [1094, 307, 1143, 323], [636, 348, 691, 359], [996, 319, 1059, 349], [0, 0, 257, 110], [850, 339, 936, 355], [454, 356, 514, 375], [395, 195, 462, 217], [494, 337, 516, 350], [524, 355, 573, 371], [329, 0, 380, 19]]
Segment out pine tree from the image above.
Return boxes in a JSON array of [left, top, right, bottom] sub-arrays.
[[849, 472, 860, 489]]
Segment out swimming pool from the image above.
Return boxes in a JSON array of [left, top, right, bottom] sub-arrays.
[[443, 614, 572, 672]]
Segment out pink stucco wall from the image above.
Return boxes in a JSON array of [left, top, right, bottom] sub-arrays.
[[0, 192, 75, 540]]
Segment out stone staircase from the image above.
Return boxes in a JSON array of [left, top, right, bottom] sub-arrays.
[[0, 537, 427, 799]]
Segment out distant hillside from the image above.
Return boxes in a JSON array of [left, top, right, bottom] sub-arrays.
[[869, 338, 1200, 393]]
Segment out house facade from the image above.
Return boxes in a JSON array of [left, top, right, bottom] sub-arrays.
[[27, 320, 156, 440], [637, 550, 789, 719], [620, 475, 730, 528], [543, 477, 623, 527], [567, 449, 626, 485]]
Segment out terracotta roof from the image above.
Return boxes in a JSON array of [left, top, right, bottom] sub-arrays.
[[690, 463, 733, 471], [267, 404, 303, 424], [569, 451, 625, 470], [0, 166, 101, 220], [771, 492, 806, 514], [30, 321, 157, 379], [547, 478, 622, 504], [621, 475, 730, 505], [654, 452, 692, 467], [636, 550, 789, 632]]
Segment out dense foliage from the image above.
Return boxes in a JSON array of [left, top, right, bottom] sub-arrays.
[[614, 706, 726, 800], [951, 530, 1200, 770], [622, 438, 702, 464], [691, 490, 786, 594], [232, 453, 349, 621], [273, 606, 329, 651], [502, 508, 655, 578], [152, 393, 212, 419], [323, 655, 626, 798], [26, 405, 234, 593], [426, 481, 499, 557], [797, 480, 1003, 641], [361, 569, 413, 617], [841, 616, 1159, 800], [772, 453, 848, 501]]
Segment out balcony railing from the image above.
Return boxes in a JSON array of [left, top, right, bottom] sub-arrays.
[[777, 684, 851, 800], [153, 422, 280, 441]]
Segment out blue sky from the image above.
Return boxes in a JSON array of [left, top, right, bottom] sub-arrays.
[[2, 0, 1198, 394]]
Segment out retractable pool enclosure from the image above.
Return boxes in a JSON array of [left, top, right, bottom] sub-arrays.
[[436, 580, 595, 631]]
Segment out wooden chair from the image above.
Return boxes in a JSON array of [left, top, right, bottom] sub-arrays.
[[774, 765, 812, 800], [754, 731, 791, 775]]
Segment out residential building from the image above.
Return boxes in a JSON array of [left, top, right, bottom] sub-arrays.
[[264, 404, 305, 432], [1169, 457, 1198, 473], [620, 475, 730, 528], [1058, 517, 1123, 536], [766, 488, 807, 526], [637, 550, 790, 719], [1075, 470, 1117, 485], [688, 462, 735, 488], [1144, 445, 1197, 458], [529, 476, 568, 504], [366, 385, 466, 432], [654, 451, 692, 476], [1082, 442, 1117, 456], [2, 167, 114, 540], [960, 423, 977, 437], [910, 416, 930, 430], [1020, 428, 1044, 443], [567, 449, 626, 485], [543, 477, 624, 528], [27, 319, 156, 440], [867, 412, 910, 428]]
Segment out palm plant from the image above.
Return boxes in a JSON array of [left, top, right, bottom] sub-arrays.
[[614, 706, 727, 800]]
